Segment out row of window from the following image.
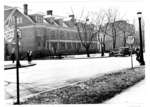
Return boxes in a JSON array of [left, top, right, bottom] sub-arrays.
[[47, 30, 78, 40], [46, 41, 98, 51], [47, 30, 97, 41], [35, 16, 43, 23], [10, 17, 23, 25]]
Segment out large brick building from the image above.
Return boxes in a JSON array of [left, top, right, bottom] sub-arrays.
[[4, 4, 137, 59], [4, 4, 99, 59]]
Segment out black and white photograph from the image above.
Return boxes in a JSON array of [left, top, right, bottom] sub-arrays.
[[1, 0, 148, 106]]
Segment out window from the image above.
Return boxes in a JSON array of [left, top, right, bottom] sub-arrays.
[[51, 42, 57, 50], [67, 32, 70, 39], [51, 30, 56, 39], [67, 42, 72, 49], [17, 17, 23, 24], [60, 42, 65, 50], [60, 31, 64, 39], [46, 42, 49, 49], [72, 43, 76, 49], [10, 16, 22, 25], [56, 42, 58, 49], [35, 16, 43, 23], [77, 43, 81, 49]]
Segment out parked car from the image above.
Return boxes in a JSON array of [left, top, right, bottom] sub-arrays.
[[109, 47, 130, 57], [109, 48, 120, 57]]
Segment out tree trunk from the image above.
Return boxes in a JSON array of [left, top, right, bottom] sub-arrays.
[[103, 34, 106, 53], [123, 32, 126, 47], [86, 48, 90, 57], [113, 36, 116, 49], [101, 46, 104, 56], [101, 39, 104, 57], [103, 43, 105, 52], [87, 53, 90, 57]]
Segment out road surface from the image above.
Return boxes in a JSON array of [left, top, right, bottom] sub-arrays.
[[4, 54, 140, 103]]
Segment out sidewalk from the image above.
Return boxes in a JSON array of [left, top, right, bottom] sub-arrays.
[[104, 79, 145, 105], [4, 62, 36, 70]]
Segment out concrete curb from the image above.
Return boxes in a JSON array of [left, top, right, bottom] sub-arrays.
[[4, 63, 36, 70]]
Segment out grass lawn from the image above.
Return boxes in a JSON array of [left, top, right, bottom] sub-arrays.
[[21, 66, 145, 104]]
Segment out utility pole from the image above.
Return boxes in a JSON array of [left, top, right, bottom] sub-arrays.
[[14, 16, 20, 104], [137, 12, 145, 65]]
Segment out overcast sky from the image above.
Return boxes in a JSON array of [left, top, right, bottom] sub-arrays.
[[4, 0, 144, 24]]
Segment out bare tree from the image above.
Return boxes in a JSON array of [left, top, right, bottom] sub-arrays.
[[92, 10, 110, 56], [75, 18, 97, 57], [118, 21, 128, 47], [105, 9, 120, 49], [70, 9, 97, 57], [117, 20, 136, 47]]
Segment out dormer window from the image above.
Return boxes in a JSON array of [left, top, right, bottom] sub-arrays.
[[30, 14, 44, 23], [35, 16, 43, 23]]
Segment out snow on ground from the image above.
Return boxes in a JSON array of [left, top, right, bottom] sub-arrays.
[[4, 54, 140, 102], [104, 80, 145, 105], [64, 53, 109, 58]]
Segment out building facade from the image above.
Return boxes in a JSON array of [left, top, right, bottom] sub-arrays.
[[4, 4, 137, 60], [4, 4, 98, 59]]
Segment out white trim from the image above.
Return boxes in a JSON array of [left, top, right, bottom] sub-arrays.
[[46, 39, 98, 43]]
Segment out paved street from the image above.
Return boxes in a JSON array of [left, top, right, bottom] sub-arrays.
[[4, 54, 140, 103]]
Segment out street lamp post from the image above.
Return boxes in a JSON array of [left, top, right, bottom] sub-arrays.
[[99, 33, 104, 57], [137, 12, 145, 65], [14, 16, 20, 104]]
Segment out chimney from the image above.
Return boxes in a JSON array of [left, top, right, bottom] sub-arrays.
[[47, 10, 53, 15], [24, 4, 28, 15]]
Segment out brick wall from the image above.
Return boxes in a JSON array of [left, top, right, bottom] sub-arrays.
[[20, 27, 35, 52]]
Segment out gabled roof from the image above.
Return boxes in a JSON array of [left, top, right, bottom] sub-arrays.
[[4, 5, 34, 25], [4, 8, 14, 20], [4, 5, 17, 22], [4, 5, 73, 29]]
